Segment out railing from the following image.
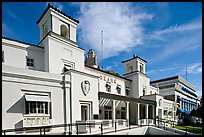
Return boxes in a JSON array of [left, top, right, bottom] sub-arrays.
[[2, 119, 131, 135], [140, 118, 199, 135], [138, 118, 155, 126], [2, 118, 200, 135]]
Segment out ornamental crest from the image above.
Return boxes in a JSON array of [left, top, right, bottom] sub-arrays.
[[81, 80, 90, 96]]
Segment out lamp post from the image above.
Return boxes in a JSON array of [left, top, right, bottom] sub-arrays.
[[62, 66, 69, 135]]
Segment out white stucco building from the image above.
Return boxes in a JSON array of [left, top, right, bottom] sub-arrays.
[[2, 3, 199, 134]]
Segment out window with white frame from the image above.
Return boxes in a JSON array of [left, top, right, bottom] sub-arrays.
[[26, 57, 34, 68], [25, 101, 48, 114], [24, 94, 50, 115]]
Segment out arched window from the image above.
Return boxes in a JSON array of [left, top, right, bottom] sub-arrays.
[[140, 63, 143, 73], [128, 65, 133, 72], [43, 22, 48, 37], [60, 25, 68, 38]]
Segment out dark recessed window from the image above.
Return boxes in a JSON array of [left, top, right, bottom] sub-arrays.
[[25, 101, 49, 114], [26, 57, 34, 67], [106, 83, 111, 92], [2, 51, 4, 63], [117, 85, 121, 94]]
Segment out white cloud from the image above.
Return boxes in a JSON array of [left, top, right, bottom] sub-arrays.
[[186, 63, 202, 74], [153, 20, 202, 37], [149, 19, 202, 64], [78, 2, 153, 59], [7, 10, 17, 19], [105, 66, 112, 70], [5, 9, 21, 22], [2, 23, 14, 36], [146, 67, 176, 74]]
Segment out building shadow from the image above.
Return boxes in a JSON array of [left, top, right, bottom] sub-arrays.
[[7, 97, 24, 113]]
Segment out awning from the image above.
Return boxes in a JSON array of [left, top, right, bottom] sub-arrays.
[[184, 110, 191, 115], [25, 94, 51, 102], [177, 106, 185, 113]]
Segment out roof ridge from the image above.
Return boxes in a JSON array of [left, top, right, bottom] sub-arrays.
[[36, 3, 79, 24], [2, 36, 36, 46]]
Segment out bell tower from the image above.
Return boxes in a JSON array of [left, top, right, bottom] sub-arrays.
[[122, 54, 146, 75], [36, 3, 79, 44], [122, 55, 148, 98]]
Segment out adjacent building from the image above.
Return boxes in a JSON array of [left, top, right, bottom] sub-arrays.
[[150, 76, 199, 120]]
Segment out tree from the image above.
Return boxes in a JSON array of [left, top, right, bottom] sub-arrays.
[[189, 108, 196, 117]]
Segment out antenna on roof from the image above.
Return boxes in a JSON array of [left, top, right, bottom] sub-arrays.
[[101, 30, 104, 70], [185, 64, 188, 81]]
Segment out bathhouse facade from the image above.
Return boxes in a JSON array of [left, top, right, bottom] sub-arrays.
[[2, 4, 200, 134]]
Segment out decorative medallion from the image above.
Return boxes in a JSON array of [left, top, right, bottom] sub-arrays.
[[81, 80, 90, 96]]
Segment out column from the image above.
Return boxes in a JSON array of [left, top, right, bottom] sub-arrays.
[[126, 102, 129, 126], [137, 103, 140, 125], [188, 103, 190, 111], [152, 105, 155, 119], [152, 105, 155, 125], [146, 104, 149, 125], [182, 101, 184, 110], [112, 100, 115, 127], [187, 103, 189, 110]]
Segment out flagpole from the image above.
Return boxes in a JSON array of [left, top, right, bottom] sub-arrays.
[[101, 30, 104, 70]]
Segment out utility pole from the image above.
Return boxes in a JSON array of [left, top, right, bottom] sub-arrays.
[[185, 64, 188, 81]]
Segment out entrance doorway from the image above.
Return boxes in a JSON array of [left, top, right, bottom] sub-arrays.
[[81, 105, 88, 121]]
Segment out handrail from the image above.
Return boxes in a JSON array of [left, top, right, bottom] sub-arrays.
[[2, 119, 129, 135], [2, 118, 199, 135]]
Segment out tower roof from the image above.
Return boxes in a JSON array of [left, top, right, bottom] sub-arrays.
[[36, 3, 79, 24], [122, 55, 147, 63]]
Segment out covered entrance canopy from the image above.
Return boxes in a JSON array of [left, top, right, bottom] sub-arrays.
[[98, 92, 156, 105], [98, 92, 156, 126]]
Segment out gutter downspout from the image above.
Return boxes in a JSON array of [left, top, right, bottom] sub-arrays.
[[70, 72, 73, 132], [62, 74, 68, 134]]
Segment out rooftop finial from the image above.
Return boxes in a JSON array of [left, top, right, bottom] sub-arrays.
[[133, 54, 136, 58]]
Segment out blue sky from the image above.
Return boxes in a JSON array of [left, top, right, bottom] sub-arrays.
[[2, 2, 202, 96]]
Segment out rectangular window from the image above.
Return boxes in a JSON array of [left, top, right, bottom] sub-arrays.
[[2, 51, 4, 63], [106, 82, 111, 92], [117, 85, 121, 94], [26, 57, 34, 67], [25, 101, 49, 114], [24, 94, 50, 115], [164, 110, 168, 116], [126, 87, 130, 96]]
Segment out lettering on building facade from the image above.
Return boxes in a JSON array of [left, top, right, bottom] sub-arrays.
[[99, 75, 117, 84]]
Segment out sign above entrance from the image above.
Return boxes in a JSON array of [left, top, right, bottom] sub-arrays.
[[99, 75, 116, 84], [81, 80, 90, 96]]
